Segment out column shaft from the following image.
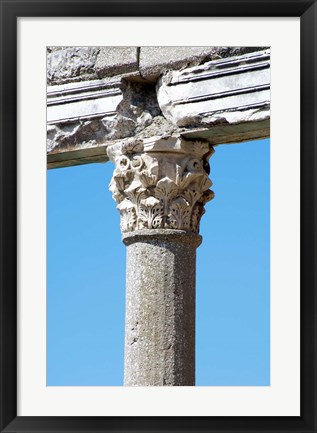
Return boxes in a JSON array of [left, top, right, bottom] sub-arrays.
[[123, 230, 201, 386]]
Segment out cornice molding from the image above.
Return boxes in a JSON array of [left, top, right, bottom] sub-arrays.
[[157, 49, 270, 129]]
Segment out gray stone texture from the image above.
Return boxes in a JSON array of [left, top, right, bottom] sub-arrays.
[[139, 46, 268, 81], [47, 46, 268, 85], [95, 47, 139, 78], [123, 230, 202, 386], [47, 47, 100, 85], [47, 46, 139, 85]]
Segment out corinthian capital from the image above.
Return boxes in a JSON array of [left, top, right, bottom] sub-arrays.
[[107, 136, 214, 234]]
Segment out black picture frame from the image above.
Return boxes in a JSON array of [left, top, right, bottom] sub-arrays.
[[0, 1, 316, 432]]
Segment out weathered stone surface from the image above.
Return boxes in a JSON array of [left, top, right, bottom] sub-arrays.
[[47, 80, 171, 167], [182, 120, 269, 145], [47, 78, 123, 126], [47, 47, 100, 85], [123, 229, 201, 386], [47, 47, 270, 169], [139, 46, 268, 81], [47, 46, 268, 85], [95, 46, 139, 78], [47, 46, 70, 52], [47, 46, 140, 85], [157, 49, 270, 130], [107, 136, 214, 234], [47, 146, 109, 169]]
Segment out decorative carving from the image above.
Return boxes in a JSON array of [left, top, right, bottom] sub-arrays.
[[107, 136, 215, 234]]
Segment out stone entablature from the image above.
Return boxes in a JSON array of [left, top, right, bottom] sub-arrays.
[[107, 136, 214, 234], [47, 48, 270, 170]]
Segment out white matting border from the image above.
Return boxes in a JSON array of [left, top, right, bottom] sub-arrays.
[[17, 17, 300, 416]]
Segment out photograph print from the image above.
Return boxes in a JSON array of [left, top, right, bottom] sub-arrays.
[[47, 46, 270, 387]]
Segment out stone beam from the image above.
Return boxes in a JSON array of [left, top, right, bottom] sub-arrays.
[[157, 50, 270, 144], [47, 48, 270, 170], [47, 46, 267, 85], [47, 78, 123, 168]]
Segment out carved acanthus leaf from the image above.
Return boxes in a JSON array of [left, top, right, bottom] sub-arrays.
[[155, 177, 179, 216], [117, 199, 137, 232], [169, 197, 191, 230], [139, 197, 164, 229]]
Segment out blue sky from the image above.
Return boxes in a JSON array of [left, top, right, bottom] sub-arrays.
[[47, 138, 270, 386]]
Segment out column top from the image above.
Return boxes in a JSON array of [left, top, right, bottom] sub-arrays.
[[122, 229, 202, 248], [108, 136, 214, 236]]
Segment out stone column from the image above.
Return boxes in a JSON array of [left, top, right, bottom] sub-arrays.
[[107, 136, 214, 386]]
